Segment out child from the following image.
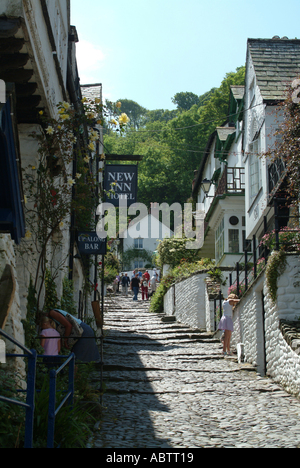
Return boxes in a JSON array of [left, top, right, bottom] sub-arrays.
[[40, 316, 61, 366]]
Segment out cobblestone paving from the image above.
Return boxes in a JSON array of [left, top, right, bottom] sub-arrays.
[[90, 295, 300, 449]]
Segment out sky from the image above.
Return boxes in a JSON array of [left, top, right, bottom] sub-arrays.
[[71, 0, 300, 111]]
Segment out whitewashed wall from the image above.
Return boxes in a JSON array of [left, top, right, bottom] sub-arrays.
[[164, 272, 214, 331], [232, 254, 300, 395], [0, 235, 25, 377], [163, 254, 300, 396]]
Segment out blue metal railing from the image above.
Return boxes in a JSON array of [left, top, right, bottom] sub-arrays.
[[47, 353, 75, 448], [0, 329, 76, 448], [0, 328, 37, 449]]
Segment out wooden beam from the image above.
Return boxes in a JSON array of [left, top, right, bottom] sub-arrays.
[[105, 154, 143, 162], [0, 18, 21, 38], [0, 53, 30, 72], [0, 37, 25, 54]]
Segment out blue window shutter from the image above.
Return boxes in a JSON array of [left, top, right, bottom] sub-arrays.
[[0, 96, 25, 244]]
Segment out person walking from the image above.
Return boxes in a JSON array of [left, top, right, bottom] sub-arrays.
[[218, 294, 240, 356], [131, 273, 140, 301], [144, 270, 150, 282], [122, 273, 130, 296], [141, 274, 149, 301], [150, 272, 157, 296]]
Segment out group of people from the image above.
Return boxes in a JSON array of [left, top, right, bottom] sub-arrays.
[[39, 280, 239, 367], [121, 270, 159, 301], [40, 308, 101, 367]]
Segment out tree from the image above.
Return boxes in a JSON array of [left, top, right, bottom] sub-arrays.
[[172, 91, 200, 111], [114, 99, 147, 130], [103, 66, 246, 210]]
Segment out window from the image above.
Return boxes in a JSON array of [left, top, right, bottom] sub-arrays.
[[134, 238, 143, 249], [228, 229, 239, 253], [215, 218, 224, 263], [134, 260, 144, 269]]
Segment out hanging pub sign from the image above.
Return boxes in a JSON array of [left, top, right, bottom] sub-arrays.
[[104, 164, 138, 207], [77, 232, 107, 255]]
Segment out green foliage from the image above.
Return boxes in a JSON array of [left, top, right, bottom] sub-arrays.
[[207, 268, 226, 286], [103, 252, 120, 284], [60, 277, 76, 316], [22, 278, 40, 351], [19, 98, 128, 312], [44, 269, 59, 312], [156, 237, 203, 269], [260, 227, 300, 253], [33, 366, 98, 448], [103, 265, 118, 284], [266, 251, 287, 304], [106, 98, 147, 130], [122, 247, 153, 270], [104, 66, 245, 209], [0, 367, 25, 448], [150, 258, 216, 313], [172, 91, 200, 111], [264, 77, 300, 207]]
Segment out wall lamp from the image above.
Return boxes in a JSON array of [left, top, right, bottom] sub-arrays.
[[201, 178, 214, 198]]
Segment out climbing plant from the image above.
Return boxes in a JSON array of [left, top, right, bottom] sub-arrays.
[[60, 277, 76, 316], [265, 251, 287, 304], [18, 98, 129, 313]]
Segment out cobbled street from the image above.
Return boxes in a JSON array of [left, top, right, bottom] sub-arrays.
[[90, 294, 300, 449]]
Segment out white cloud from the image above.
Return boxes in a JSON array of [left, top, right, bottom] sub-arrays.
[[76, 39, 105, 84]]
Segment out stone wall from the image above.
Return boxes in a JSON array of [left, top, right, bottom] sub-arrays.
[[164, 271, 214, 331], [0, 234, 25, 377], [163, 254, 300, 396], [232, 254, 300, 395]]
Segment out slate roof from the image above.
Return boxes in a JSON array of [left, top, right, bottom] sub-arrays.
[[230, 85, 245, 101], [248, 38, 300, 101]]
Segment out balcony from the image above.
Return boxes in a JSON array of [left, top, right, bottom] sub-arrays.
[[215, 167, 245, 197]]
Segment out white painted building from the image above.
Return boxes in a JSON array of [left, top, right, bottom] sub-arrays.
[[171, 37, 300, 390], [122, 213, 173, 271], [0, 1, 97, 369], [192, 85, 246, 269], [242, 38, 299, 240]]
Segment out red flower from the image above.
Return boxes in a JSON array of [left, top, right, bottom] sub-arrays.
[[50, 189, 58, 206]]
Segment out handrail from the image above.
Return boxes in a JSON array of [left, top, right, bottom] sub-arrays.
[[0, 328, 34, 356], [227, 198, 300, 299], [1, 328, 102, 448], [0, 329, 36, 449], [47, 353, 75, 449]]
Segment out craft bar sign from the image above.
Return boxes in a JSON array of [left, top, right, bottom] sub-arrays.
[[104, 164, 138, 206], [77, 232, 107, 255]]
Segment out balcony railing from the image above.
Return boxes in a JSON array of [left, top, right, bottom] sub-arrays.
[[215, 167, 245, 197]]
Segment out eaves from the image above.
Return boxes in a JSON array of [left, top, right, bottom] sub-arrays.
[[205, 192, 245, 224]]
